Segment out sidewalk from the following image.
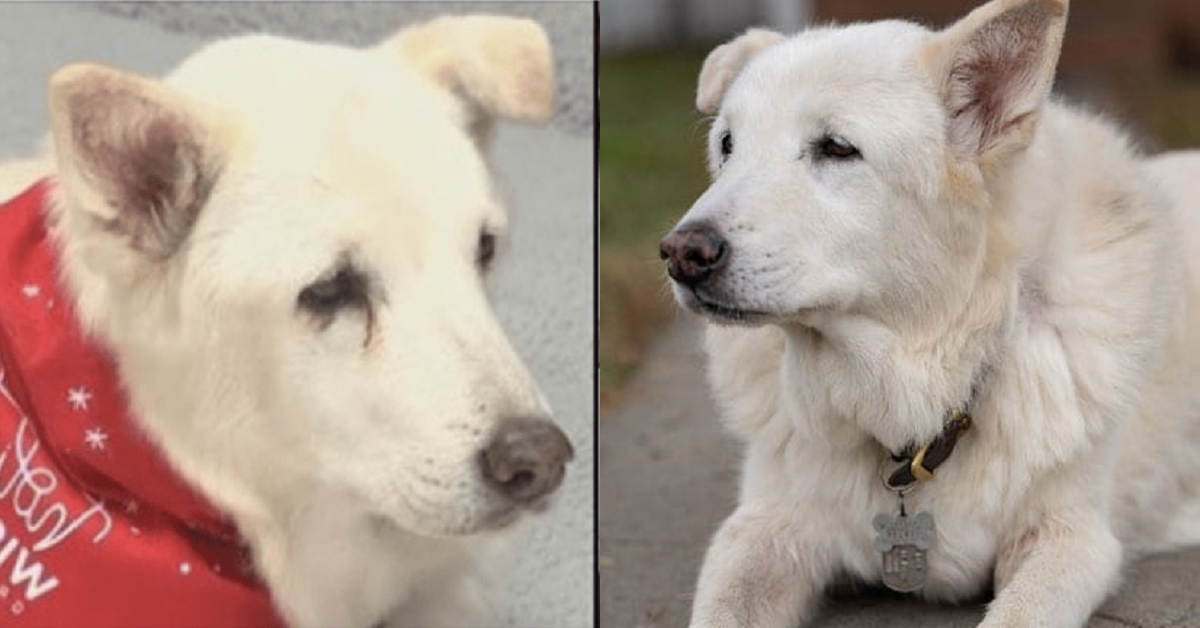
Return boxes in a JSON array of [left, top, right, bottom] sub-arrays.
[[599, 315, 1200, 628]]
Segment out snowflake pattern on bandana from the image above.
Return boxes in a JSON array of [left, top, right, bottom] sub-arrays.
[[66, 387, 91, 412]]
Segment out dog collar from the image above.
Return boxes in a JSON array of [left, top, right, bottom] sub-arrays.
[[873, 370, 986, 593], [0, 180, 284, 626], [883, 411, 973, 490], [881, 371, 987, 492]]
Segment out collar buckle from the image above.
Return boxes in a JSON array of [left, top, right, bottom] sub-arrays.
[[883, 411, 973, 492]]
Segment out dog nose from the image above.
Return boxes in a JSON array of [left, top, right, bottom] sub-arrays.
[[659, 223, 728, 286], [481, 417, 573, 503]]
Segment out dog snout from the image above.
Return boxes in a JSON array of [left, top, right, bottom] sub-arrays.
[[481, 417, 573, 503], [659, 223, 728, 286]]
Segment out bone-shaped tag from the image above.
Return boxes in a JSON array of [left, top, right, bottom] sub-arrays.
[[873, 510, 935, 592]]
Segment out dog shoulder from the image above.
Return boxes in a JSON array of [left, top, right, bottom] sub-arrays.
[[1031, 104, 1182, 344], [1008, 103, 1186, 439]]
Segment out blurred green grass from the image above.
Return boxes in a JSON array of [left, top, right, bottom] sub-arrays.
[[598, 50, 710, 409]]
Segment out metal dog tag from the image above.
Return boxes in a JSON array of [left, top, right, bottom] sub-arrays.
[[873, 510, 935, 593]]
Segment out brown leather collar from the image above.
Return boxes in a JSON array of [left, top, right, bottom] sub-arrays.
[[884, 411, 973, 490], [882, 373, 987, 491]]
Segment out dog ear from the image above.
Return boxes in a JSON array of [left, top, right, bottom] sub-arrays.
[[696, 29, 785, 115], [924, 0, 1068, 159], [48, 63, 225, 260], [383, 15, 555, 136]]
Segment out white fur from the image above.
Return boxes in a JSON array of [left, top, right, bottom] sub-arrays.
[[1, 15, 561, 628], [672, 1, 1200, 626]]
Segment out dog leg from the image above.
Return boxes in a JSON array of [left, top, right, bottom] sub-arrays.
[[980, 510, 1121, 628], [689, 506, 831, 628]]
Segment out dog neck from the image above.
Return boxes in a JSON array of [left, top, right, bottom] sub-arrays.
[[44, 181, 304, 531], [780, 255, 1012, 455], [780, 156, 1022, 452]]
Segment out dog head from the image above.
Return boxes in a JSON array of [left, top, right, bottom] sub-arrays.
[[663, 0, 1067, 329], [45, 16, 571, 537]]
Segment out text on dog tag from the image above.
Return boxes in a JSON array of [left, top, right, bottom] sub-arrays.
[[873, 510, 935, 593]]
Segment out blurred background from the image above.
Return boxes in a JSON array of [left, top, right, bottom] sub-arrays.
[[598, 0, 1200, 409]]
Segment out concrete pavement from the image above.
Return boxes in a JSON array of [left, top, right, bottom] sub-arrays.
[[599, 314, 1200, 628]]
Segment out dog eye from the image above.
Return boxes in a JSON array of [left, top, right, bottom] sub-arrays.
[[815, 135, 861, 161], [477, 231, 496, 270], [298, 266, 368, 315], [719, 131, 733, 161]]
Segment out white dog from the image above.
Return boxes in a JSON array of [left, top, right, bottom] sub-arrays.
[[0, 15, 572, 628], [661, 0, 1200, 625]]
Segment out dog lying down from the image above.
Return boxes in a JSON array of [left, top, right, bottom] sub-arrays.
[[661, 0, 1200, 625], [0, 15, 572, 628]]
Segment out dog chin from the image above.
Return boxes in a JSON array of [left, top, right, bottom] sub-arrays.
[[388, 494, 556, 538], [479, 493, 560, 531], [385, 511, 506, 539], [675, 286, 770, 326]]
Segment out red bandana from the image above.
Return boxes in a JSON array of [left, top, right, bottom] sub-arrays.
[[0, 181, 285, 627]]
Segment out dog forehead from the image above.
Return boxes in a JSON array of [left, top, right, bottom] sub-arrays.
[[723, 21, 933, 122], [169, 34, 480, 169], [188, 163, 504, 303], [170, 35, 495, 218]]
